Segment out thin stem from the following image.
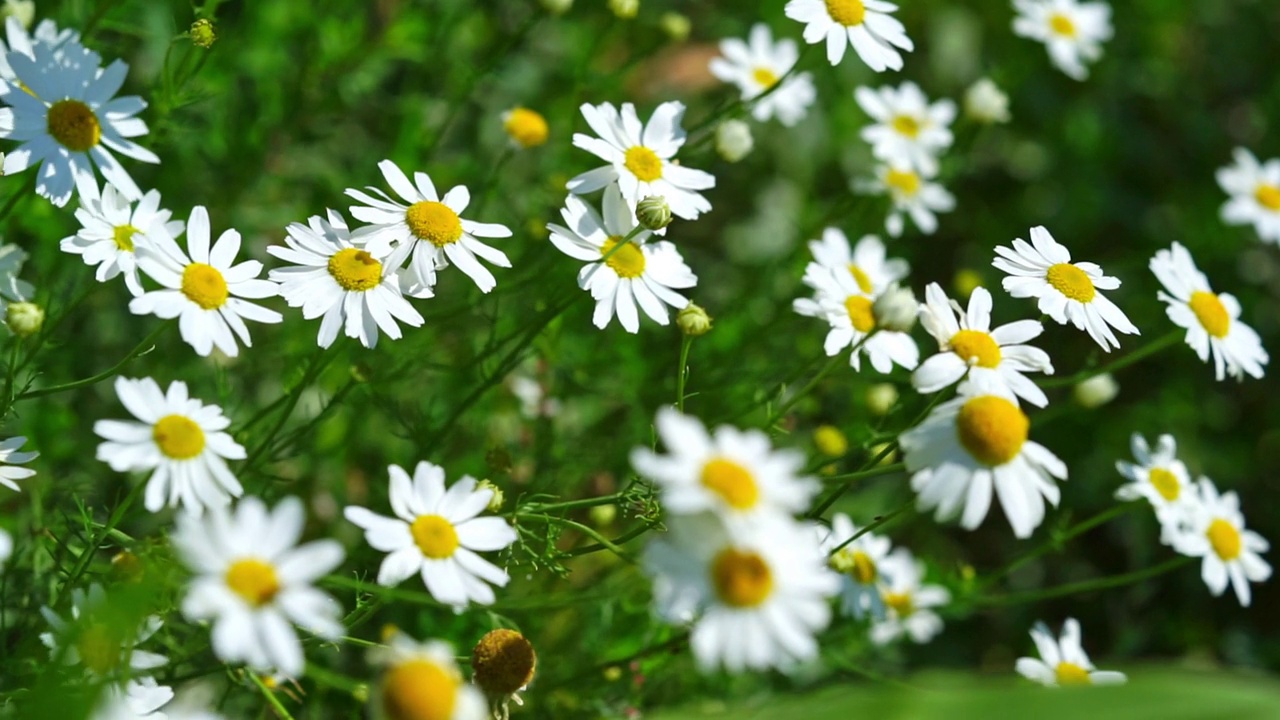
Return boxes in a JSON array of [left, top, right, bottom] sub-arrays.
[[675, 336, 693, 412], [0, 176, 36, 223], [766, 352, 844, 428], [242, 347, 332, 472], [17, 321, 170, 401], [825, 500, 915, 555], [983, 504, 1137, 587], [1038, 331, 1180, 388], [974, 556, 1193, 606], [520, 492, 622, 514], [250, 672, 296, 719], [521, 514, 636, 563], [807, 442, 900, 519], [820, 462, 905, 485]]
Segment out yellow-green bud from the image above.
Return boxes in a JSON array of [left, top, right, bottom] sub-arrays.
[[190, 18, 216, 48], [0, 1, 35, 29], [476, 480, 505, 512], [351, 683, 369, 703], [865, 383, 898, 416], [608, 0, 638, 19], [540, 0, 573, 14], [636, 195, 672, 231], [677, 303, 713, 337], [5, 301, 43, 337], [813, 425, 848, 457], [659, 12, 691, 42], [589, 503, 617, 526], [1073, 373, 1118, 409], [964, 78, 1010, 124], [872, 284, 917, 333], [952, 268, 983, 298], [715, 119, 753, 163]]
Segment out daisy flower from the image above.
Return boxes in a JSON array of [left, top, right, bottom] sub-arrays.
[[91, 678, 173, 720], [369, 635, 487, 720], [900, 376, 1068, 539], [1015, 618, 1127, 687], [708, 23, 816, 127], [784, 0, 913, 71], [1114, 433, 1194, 541], [0, 39, 158, 207], [818, 512, 894, 619], [0, 15, 79, 86], [0, 435, 37, 492], [1013, 0, 1112, 80], [0, 241, 34, 303], [854, 81, 955, 174], [1150, 242, 1268, 381], [173, 496, 345, 676], [61, 181, 184, 296], [914, 283, 1055, 407], [868, 548, 950, 645], [547, 186, 697, 333], [347, 159, 512, 295], [93, 376, 246, 515], [793, 264, 920, 374], [865, 162, 955, 237], [268, 209, 424, 349], [1216, 147, 1280, 244], [644, 513, 838, 673], [630, 407, 820, 533], [993, 226, 1138, 352], [344, 461, 518, 608], [1168, 478, 1271, 607], [805, 228, 908, 296], [39, 583, 168, 676], [566, 101, 715, 221]]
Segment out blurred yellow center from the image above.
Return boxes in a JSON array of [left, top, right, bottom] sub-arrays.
[[710, 548, 773, 607], [406, 201, 463, 247], [600, 237, 646, 278], [1207, 518, 1242, 561], [882, 591, 914, 616], [225, 558, 280, 607], [1148, 468, 1180, 501], [885, 169, 921, 197], [411, 514, 459, 559], [850, 551, 877, 584], [472, 628, 537, 695], [328, 248, 382, 291], [848, 263, 873, 293], [1188, 291, 1230, 338], [1049, 13, 1077, 37], [700, 457, 759, 510], [382, 659, 457, 720], [752, 67, 779, 88], [844, 295, 876, 333], [1046, 263, 1096, 302], [891, 115, 921, 138], [112, 224, 139, 252], [956, 395, 1028, 467], [181, 263, 229, 309], [47, 99, 101, 152], [152, 414, 205, 459], [1055, 662, 1091, 685], [624, 146, 663, 182], [814, 425, 849, 457], [950, 329, 1002, 368], [78, 624, 121, 675], [1256, 184, 1280, 211], [503, 107, 549, 148], [825, 0, 865, 26]]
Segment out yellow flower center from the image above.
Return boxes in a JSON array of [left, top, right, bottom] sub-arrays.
[[882, 591, 914, 616], [825, 0, 866, 26], [112, 224, 139, 252], [152, 414, 205, 460], [700, 457, 759, 510], [600, 236, 646, 279], [503, 107, 549, 149], [1206, 518, 1242, 561], [710, 548, 774, 608], [382, 659, 458, 720], [850, 551, 877, 584], [956, 395, 1028, 467], [884, 168, 921, 197], [752, 66, 779, 88], [410, 515, 459, 559], [891, 115, 922, 138], [949, 329, 1002, 368], [405, 201, 463, 247], [844, 295, 876, 333], [1045, 263, 1096, 302], [1188, 291, 1230, 338], [472, 629, 537, 696], [848, 263, 873, 293], [1256, 184, 1280, 211], [1148, 467, 1180, 502], [1049, 13, 1077, 37], [180, 263, 229, 310], [623, 146, 663, 183], [225, 558, 281, 607], [1055, 662, 1091, 685], [46, 99, 102, 152], [78, 623, 122, 675], [328, 247, 382, 291]]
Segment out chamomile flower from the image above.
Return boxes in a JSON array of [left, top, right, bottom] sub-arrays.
[[1015, 618, 1127, 687], [1114, 433, 1194, 541], [868, 549, 950, 645], [806, 228, 908, 296], [547, 186, 697, 333], [784, 0, 913, 71], [1169, 478, 1271, 607], [1013, 0, 1112, 80], [993, 226, 1138, 352], [369, 635, 487, 720], [0, 15, 78, 84], [708, 23, 816, 127], [865, 162, 954, 237], [0, 241, 34, 303], [819, 513, 894, 619], [567, 101, 715, 221], [644, 513, 838, 673], [900, 377, 1068, 539], [61, 181, 184, 296], [501, 107, 549, 149], [91, 678, 173, 720], [268, 209, 424, 349], [1216, 147, 1280, 244], [1150, 242, 1268, 381], [630, 407, 820, 532], [343, 461, 518, 608], [855, 82, 955, 174], [793, 264, 920, 374], [39, 583, 168, 675], [93, 377, 246, 515], [914, 283, 1055, 407], [173, 496, 345, 676], [347, 160, 512, 295], [0, 435, 36, 492]]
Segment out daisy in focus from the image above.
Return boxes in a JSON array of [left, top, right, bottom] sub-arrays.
[[868, 549, 950, 645], [61, 181, 184, 296], [343, 461, 518, 608], [784, 0, 913, 71], [1169, 478, 1271, 607], [819, 512, 894, 619], [567, 101, 715, 221], [547, 186, 696, 333], [1012, 0, 1113, 80], [347, 160, 512, 294], [1015, 618, 1127, 687], [0, 435, 36, 492], [268, 209, 424, 349], [1216, 147, 1280, 244], [864, 162, 955, 237], [855, 81, 955, 174], [93, 376, 246, 515], [805, 228, 908, 296], [173, 496, 345, 676], [993, 226, 1138, 352], [708, 23, 816, 127], [369, 634, 487, 720], [1150, 242, 1268, 381], [1114, 432, 1194, 541], [793, 264, 920, 374], [39, 583, 168, 676]]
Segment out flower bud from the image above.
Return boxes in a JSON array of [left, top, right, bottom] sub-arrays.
[[964, 78, 1010, 124], [5, 301, 43, 337], [872, 285, 917, 333], [0, 1, 34, 29], [476, 480, 505, 512], [1073, 373, 1118, 409], [868, 441, 898, 466], [190, 18, 216, 48], [676, 303, 713, 337], [715, 119, 753, 163], [865, 383, 898, 416], [813, 425, 848, 457], [502, 107, 549, 149], [636, 195, 672, 231], [952, 268, 983, 299], [659, 12, 691, 42], [540, 0, 573, 14], [589, 503, 617, 526], [608, 0, 638, 19]]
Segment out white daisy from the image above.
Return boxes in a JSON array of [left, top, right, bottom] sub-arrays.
[[1012, 0, 1112, 80], [346, 159, 512, 295], [865, 162, 955, 237], [1216, 147, 1280, 244], [268, 209, 424, 349], [630, 407, 820, 533], [0, 241, 34, 303], [0, 435, 36, 492], [0, 15, 80, 89], [914, 283, 1055, 407], [93, 376, 246, 515], [708, 23, 816, 127], [566, 101, 715, 221], [644, 512, 837, 673], [130, 206, 283, 357], [868, 548, 950, 645], [343, 461, 517, 608], [1149, 241, 1268, 381], [784, 0, 913, 71], [61, 181, 184, 296], [0, 528, 10, 568], [805, 228, 908, 296], [900, 376, 1068, 539], [173, 495, 345, 676], [818, 512, 894, 619], [1114, 433, 1194, 542], [91, 678, 173, 720], [1169, 478, 1271, 607], [547, 186, 696, 333], [854, 81, 955, 175], [39, 583, 168, 676], [369, 635, 487, 720], [1015, 618, 1127, 687], [793, 264, 920, 374]]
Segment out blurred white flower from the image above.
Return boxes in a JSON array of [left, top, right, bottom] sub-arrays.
[[90, 678, 173, 720], [39, 583, 168, 676], [369, 635, 487, 720], [0, 435, 36, 492], [714, 119, 754, 163], [0, 242, 33, 302], [709, 23, 815, 127], [1168, 478, 1271, 607], [793, 264, 920, 374], [865, 162, 955, 237], [819, 513, 894, 619], [964, 78, 1010, 124], [785, 0, 913, 71], [1012, 0, 1112, 80], [806, 228, 908, 297], [1072, 372, 1117, 408], [1216, 147, 1280, 244], [855, 81, 955, 174], [1114, 433, 1193, 543], [1015, 618, 1127, 687], [868, 548, 950, 645]]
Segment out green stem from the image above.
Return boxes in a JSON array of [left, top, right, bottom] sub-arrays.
[[982, 504, 1137, 587], [0, 175, 36, 223], [60, 479, 147, 600], [520, 492, 622, 514], [521, 514, 636, 563], [807, 442, 900, 519], [242, 347, 332, 472], [974, 556, 1193, 607], [565, 519, 658, 557], [820, 462, 905, 485], [687, 44, 813, 140], [17, 321, 170, 401], [250, 672, 296, 719], [825, 500, 915, 555], [675, 335, 693, 412], [766, 352, 845, 428], [1038, 331, 1180, 389]]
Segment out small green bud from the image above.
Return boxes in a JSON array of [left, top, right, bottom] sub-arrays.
[[476, 480, 505, 512], [190, 18, 216, 48], [5, 301, 43, 337], [636, 196, 672, 231], [677, 303, 712, 337], [872, 284, 917, 333], [540, 0, 573, 14], [659, 12, 691, 42], [607, 0, 638, 20], [715, 120, 753, 163]]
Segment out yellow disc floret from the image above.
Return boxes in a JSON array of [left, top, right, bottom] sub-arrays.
[[47, 99, 101, 152], [328, 248, 382, 291], [1256, 184, 1280, 211], [406, 201, 463, 247], [181, 263, 229, 309], [1049, 13, 1077, 37], [882, 591, 914, 616], [884, 168, 921, 197], [599, 237, 646, 279], [848, 263, 873, 293], [472, 629, 537, 696], [1148, 468, 1181, 502], [891, 115, 921, 138], [1188, 291, 1230, 338], [382, 659, 458, 720], [152, 414, 205, 459], [1206, 518, 1242, 561], [700, 457, 759, 510], [1045, 263, 1096, 303], [844, 295, 876, 333], [411, 515, 460, 559], [949, 329, 1002, 368], [955, 395, 1028, 467], [752, 67, 780, 88], [710, 548, 773, 608], [503, 107, 549, 149], [113, 224, 140, 252], [78, 623, 122, 675], [825, 0, 866, 26], [225, 558, 281, 607], [624, 146, 663, 183], [1055, 661, 1091, 685]]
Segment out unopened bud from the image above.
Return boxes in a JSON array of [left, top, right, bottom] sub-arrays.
[[589, 503, 617, 526], [476, 480, 505, 512], [813, 425, 848, 457], [5, 301, 43, 337], [865, 383, 898, 416], [715, 119, 753, 163], [964, 78, 1010, 124], [608, 0, 638, 19], [540, 0, 573, 14], [502, 107, 549, 149], [676, 303, 713, 337], [659, 12, 691, 42], [190, 18, 216, 48], [952, 268, 983, 299], [636, 196, 672, 231], [1073, 373, 1118, 409], [872, 285, 917, 333]]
